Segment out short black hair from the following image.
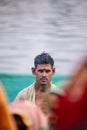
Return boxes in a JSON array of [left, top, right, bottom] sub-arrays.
[[34, 52, 54, 67]]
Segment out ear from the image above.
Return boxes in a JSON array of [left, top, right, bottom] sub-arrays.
[[52, 68, 55, 75], [31, 67, 36, 75]]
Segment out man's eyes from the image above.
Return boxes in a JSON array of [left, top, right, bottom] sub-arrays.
[[46, 70, 51, 73], [38, 70, 44, 73], [38, 69, 51, 73]]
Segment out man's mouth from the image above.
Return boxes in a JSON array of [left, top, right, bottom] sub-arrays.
[[40, 78, 47, 82]]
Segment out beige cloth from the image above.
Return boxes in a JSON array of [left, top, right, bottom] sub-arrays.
[[14, 82, 56, 104]]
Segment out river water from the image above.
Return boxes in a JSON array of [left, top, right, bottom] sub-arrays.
[[0, 0, 87, 75]]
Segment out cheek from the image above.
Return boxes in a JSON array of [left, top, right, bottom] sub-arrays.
[[49, 73, 53, 78], [36, 73, 41, 79], [47, 72, 53, 77]]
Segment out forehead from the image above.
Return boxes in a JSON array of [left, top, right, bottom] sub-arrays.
[[36, 64, 52, 69]]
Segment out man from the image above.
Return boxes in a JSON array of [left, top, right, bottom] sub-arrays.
[[14, 52, 56, 110]]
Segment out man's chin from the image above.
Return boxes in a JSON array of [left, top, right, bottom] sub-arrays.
[[39, 85, 47, 92]]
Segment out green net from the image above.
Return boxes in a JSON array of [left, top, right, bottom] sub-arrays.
[[0, 72, 70, 102]]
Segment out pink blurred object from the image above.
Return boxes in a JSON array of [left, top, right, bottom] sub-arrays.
[[9, 101, 48, 130]]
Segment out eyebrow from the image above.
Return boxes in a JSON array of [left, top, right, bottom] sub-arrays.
[[38, 69, 51, 73]]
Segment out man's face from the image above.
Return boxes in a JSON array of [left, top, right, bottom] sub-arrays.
[[33, 64, 55, 87], [48, 94, 59, 129]]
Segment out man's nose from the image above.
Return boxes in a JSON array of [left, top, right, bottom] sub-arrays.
[[42, 71, 47, 76]]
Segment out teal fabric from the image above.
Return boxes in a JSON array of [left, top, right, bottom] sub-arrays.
[[0, 72, 70, 102], [39, 126, 51, 130], [39, 126, 54, 130]]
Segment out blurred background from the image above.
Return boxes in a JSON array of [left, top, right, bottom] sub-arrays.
[[0, 0, 87, 101]]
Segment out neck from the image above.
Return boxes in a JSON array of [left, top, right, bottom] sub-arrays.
[[35, 83, 51, 92]]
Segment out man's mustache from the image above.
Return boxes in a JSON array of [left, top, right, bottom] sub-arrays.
[[40, 77, 47, 80]]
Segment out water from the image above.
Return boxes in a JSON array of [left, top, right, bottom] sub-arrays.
[[0, 0, 87, 75]]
